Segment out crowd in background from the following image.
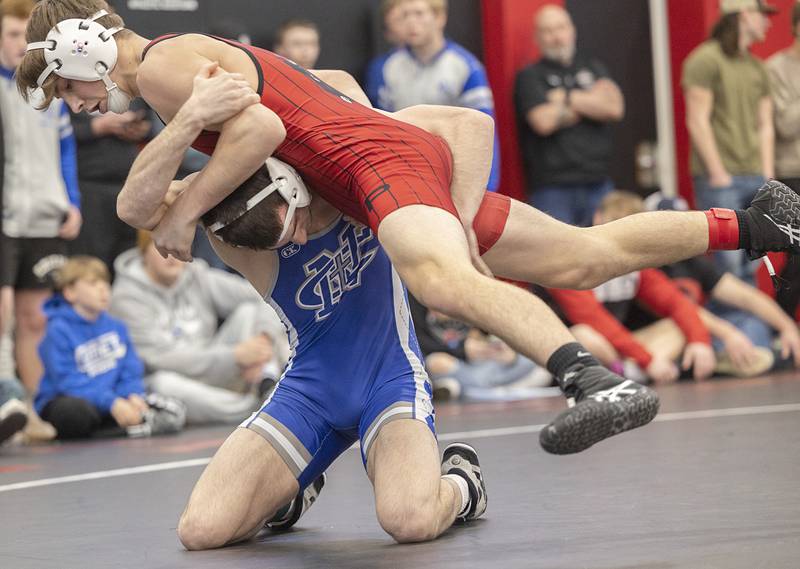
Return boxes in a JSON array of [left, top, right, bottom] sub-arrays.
[[0, 0, 798, 446]]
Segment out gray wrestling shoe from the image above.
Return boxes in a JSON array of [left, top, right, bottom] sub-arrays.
[[441, 443, 487, 522], [126, 394, 186, 438], [266, 473, 326, 531]]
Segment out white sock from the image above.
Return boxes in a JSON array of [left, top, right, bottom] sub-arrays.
[[442, 473, 470, 517]]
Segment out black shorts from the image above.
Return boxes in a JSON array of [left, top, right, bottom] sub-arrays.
[[0, 236, 68, 290]]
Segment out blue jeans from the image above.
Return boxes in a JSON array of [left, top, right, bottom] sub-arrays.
[[0, 377, 25, 407], [707, 301, 773, 351], [529, 179, 614, 227], [442, 356, 538, 390], [693, 175, 765, 279]]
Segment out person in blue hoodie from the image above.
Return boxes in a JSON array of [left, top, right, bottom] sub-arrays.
[[35, 256, 185, 439]]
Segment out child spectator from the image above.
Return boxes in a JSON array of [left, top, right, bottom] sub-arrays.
[[409, 296, 551, 401], [110, 232, 288, 424], [35, 257, 185, 439], [545, 192, 718, 383]]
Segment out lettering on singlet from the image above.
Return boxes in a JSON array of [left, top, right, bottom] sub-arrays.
[[295, 224, 379, 321]]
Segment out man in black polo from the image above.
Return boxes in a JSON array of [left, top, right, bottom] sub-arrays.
[[514, 4, 624, 227]]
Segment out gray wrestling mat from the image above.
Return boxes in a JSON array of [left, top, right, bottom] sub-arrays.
[[1, 372, 799, 569]]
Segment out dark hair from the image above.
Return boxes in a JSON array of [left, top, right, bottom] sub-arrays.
[[711, 13, 740, 57], [200, 166, 286, 250], [273, 18, 319, 48]]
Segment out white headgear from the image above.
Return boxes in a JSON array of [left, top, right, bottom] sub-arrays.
[[26, 10, 131, 113], [209, 158, 312, 246]]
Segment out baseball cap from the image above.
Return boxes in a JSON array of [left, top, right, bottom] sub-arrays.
[[720, 0, 779, 15]]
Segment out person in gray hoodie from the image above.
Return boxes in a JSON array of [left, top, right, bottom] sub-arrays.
[[110, 231, 287, 425]]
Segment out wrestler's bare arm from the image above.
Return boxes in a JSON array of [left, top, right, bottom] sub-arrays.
[[118, 61, 261, 229], [206, 232, 277, 297], [311, 70, 373, 107], [124, 37, 285, 226]]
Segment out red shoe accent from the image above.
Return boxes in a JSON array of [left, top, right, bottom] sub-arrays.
[[705, 208, 740, 251]]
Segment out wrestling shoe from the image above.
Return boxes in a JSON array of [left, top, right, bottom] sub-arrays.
[[742, 180, 800, 259], [441, 443, 487, 522], [540, 364, 660, 455], [266, 473, 326, 531]]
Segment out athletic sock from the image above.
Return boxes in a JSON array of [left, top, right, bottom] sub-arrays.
[[704, 208, 742, 251], [443, 473, 470, 517], [735, 210, 751, 251], [546, 342, 601, 388]]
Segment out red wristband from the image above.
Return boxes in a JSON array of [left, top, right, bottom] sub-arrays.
[[705, 208, 740, 251]]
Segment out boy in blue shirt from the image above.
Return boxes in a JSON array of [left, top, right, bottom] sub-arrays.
[[35, 256, 185, 439]]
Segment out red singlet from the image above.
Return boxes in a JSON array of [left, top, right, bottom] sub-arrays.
[[143, 35, 510, 253]]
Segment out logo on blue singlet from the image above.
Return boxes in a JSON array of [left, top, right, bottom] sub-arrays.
[[295, 224, 378, 321], [281, 243, 301, 259]]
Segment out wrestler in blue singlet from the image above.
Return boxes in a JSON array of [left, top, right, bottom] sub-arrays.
[[241, 215, 434, 490]]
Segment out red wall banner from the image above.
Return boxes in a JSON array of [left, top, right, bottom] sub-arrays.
[[480, 0, 562, 200]]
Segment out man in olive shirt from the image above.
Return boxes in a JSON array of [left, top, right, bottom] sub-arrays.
[[767, 2, 800, 194], [682, 0, 777, 278]]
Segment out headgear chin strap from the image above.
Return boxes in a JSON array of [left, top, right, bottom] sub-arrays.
[[209, 158, 312, 245], [26, 10, 131, 113]]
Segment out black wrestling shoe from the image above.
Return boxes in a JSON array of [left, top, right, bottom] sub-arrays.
[[441, 443, 487, 522], [540, 365, 660, 455], [266, 473, 326, 531], [742, 180, 800, 259]]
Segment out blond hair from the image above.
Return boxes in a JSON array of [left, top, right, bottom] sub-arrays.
[[54, 256, 110, 292], [597, 191, 645, 223], [381, 0, 448, 19], [0, 0, 36, 33], [15, 0, 126, 108]]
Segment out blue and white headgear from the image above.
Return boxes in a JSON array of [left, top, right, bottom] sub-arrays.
[[25, 10, 131, 113], [209, 158, 312, 246]]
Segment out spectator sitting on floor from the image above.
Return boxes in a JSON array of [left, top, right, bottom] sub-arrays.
[[409, 296, 551, 401], [544, 192, 719, 384], [110, 232, 288, 425], [35, 256, 185, 440], [644, 192, 800, 371], [273, 18, 320, 70]]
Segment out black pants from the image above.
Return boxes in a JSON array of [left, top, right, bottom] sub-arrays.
[[69, 181, 136, 278], [41, 396, 120, 439]]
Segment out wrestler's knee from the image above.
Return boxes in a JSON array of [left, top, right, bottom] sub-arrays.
[[177, 508, 234, 551], [377, 500, 440, 544], [402, 261, 474, 321]]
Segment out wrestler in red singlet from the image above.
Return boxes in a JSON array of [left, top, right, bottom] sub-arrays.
[[142, 34, 510, 254]]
